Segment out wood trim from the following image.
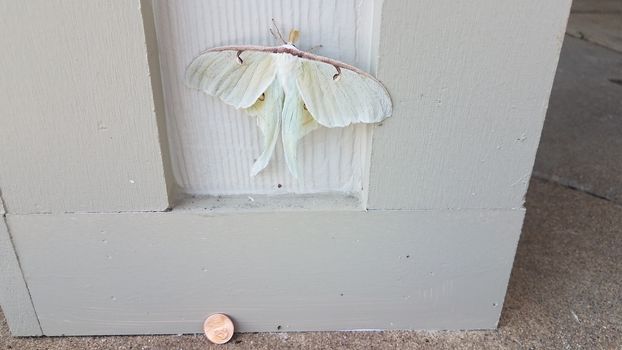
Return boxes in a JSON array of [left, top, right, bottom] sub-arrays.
[[366, 0, 572, 210], [0, 0, 171, 214], [8, 208, 523, 335]]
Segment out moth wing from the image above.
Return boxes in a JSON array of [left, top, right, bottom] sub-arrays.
[[245, 80, 284, 176], [281, 81, 320, 178], [185, 49, 277, 109], [296, 58, 392, 128]]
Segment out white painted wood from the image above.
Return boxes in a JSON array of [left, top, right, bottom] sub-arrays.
[[8, 208, 523, 335], [366, 0, 572, 210], [0, 0, 172, 214], [153, 0, 375, 196], [0, 200, 42, 336], [0, 0, 573, 337]]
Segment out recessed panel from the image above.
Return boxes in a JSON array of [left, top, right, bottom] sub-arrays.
[[154, 0, 376, 196]]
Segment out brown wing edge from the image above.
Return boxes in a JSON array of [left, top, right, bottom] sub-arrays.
[[202, 45, 390, 93]]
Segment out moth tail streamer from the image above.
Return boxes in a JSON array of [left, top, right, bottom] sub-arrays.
[[246, 80, 283, 177], [281, 92, 319, 179], [250, 117, 280, 177]]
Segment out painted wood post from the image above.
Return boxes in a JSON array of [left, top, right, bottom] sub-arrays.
[[0, 1, 173, 214], [0, 0, 572, 336]]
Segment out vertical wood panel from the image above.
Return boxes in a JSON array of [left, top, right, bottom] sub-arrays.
[[0, 0, 171, 214], [367, 0, 572, 210], [153, 0, 376, 196]]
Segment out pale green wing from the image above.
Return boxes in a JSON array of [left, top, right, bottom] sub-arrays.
[[245, 79, 284, 176], [185, 50, 277, 109], [296, 58, 392, 128], [281, 85, 319, 179]]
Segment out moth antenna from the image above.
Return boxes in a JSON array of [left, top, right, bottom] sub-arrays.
[[271, 18, 286, 44], [332, 66, 342, 81], [269, 28, 279, 42], [236, 50, 244, 64]]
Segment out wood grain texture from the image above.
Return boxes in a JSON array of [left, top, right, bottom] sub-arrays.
[[153, 0, 375, 196], [0, 203, 42, 336], [8, 208, 523, 335], [0, 0, 171, 214], [367, 0, 572, 210]]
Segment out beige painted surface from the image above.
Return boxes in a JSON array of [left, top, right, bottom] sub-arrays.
[[367, 0, 572, 210], [8, 208, 523, 335], [0, 0, 573, 336], [0, 0, 171, 214]]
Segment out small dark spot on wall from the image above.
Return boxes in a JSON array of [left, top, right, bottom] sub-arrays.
[[609, 78, 622, 86], [277, 325, 282, 330], [277, 184, 282, 188], [340, 293, 344, 296], [425, 338, 430, 343], [406, 255, 410, 258]]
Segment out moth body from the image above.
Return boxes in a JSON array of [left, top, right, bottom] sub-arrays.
[[274, 47, 301, 97]]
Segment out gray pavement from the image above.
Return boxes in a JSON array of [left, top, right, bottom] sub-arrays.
[[567, 0, 622, 52], [534, 36, 622, 204]]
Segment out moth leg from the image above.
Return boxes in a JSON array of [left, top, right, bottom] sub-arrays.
[[332, 66, 342, 81], [236, 50, 244, 64]]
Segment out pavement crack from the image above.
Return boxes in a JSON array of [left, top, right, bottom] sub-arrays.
[[532, 174, 621, 207]]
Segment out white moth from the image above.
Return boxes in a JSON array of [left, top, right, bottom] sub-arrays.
[[185, 25, 392, 178]]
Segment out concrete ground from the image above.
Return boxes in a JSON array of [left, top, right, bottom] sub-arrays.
[[2, 1, 621, 349], [535, 2, 622, 204], [566, 0, 622, 52]]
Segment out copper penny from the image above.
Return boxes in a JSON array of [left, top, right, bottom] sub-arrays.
[[203, 313, 234, 344]]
